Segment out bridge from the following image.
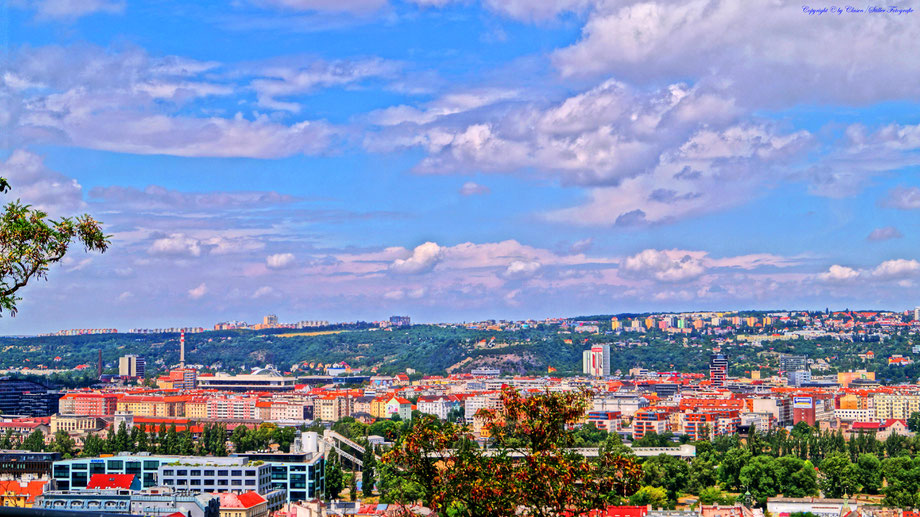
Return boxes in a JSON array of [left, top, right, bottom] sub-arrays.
[[322, 430, 368, 468]]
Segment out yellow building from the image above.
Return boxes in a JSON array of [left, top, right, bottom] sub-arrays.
[[0, 480, 47, 508], [370, 397, 389, 418], [611, 318, 620, 330], [873, 394, 920, 420], [185, 397, 209, 419], [837, 371, 876, 388]]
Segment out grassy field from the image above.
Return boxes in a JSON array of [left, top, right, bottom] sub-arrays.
[[277, 330, 346, 337]]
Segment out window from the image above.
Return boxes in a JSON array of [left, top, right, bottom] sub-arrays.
[[191, 479, 201, 486], [143, 461, 159, 470], [232, 479, 242, 486], [107, 460, 123, 470], [218, 479, 228, 486], [204, 470, 215, 476], [190, 470, 201, 476], [163, 470, 174, 476], [232, 470, 243, 476], [218, 470, 228, 476]]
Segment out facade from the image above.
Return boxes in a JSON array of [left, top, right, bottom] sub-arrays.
[[50, 453, 324, 505], [584, 344, 611, 378], [197, 372, 297, 392], [0, 378, 60, 417], [59, 392, 119, 416], [709, 353, 728, 387], [118, 355, 146, 378], [389, 315, 411, 327], [0, 450, 61, 478]]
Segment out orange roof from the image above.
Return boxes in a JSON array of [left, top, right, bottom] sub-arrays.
[[0, 480, 47, 503]]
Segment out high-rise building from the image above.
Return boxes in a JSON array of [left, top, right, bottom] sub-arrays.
[[583, 344, 610, 378], [709, 352, 728, 387], [389, 315, 411, 327], [780, 354, 807, 373], [914, 307, 920, 321], [264, 314, 279, 326], [118, 355, 145, 378]]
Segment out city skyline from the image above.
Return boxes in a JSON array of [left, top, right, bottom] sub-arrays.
[[4, 2, 920, 333]]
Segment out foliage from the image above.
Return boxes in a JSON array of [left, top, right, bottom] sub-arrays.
[[0, 179, 108, 316], [380, 387, 643, 517], [326, 449, 345, 500]]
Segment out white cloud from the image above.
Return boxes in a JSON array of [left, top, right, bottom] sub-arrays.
[[0, 150, 85, 216], [882, 187, 920, 210], [552, 0, 920, 106], [872, 259, 920, 280], [266, 253, 296, 269], [622, 249, 706, 282], [390, 242, 444, 274], [459, 182, 490, 196], [30, 0, 124, 20], [867, 226, 903, 242], [252, 286, 276, 298], [251, 58, 397, 112], [818, 265, 860, 282], [148, 234, 203, 257], [252, 0, 388, 14], [503, 260, 541, 279], [187, 283, 208, 299]]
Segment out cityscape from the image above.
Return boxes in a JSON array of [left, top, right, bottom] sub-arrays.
[[3, 0, 920, 516]]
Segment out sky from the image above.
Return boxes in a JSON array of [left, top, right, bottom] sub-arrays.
[[3, 0, 920, 333]]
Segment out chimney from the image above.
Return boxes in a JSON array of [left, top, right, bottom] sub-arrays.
[[180, 331, 185, 368]]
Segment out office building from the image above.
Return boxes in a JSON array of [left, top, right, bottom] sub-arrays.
[[779, 354, 807, 373], [197, 370, 297, 392], [709, 352, 728, 387], [51, 452, 323, 504], [263, 315, 279, 327], [583, 344, 610, 378], [118, 355, 146, 378], [389, 315, 411, 327], [0, 378, 61, 417]]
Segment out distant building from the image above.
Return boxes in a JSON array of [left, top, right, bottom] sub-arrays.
[[118, 355, 145, 378], [389, 315, 411, 327], [470, 367, 500, 377], [0, 378, 60, 417], [787, 370, 812, 387], [779, 354, 807, 373], [263, 314, 279, 327], [709, 352, 728, 387], [584, 344, 610, 378], [197, 369, 296, 392]]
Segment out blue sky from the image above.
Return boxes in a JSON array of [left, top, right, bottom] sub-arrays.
[[3, 0, 920, 333]]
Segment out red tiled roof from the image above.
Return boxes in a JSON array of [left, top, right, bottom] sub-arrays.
[[212, 491, 266, 509], [87, 474, 135, 490]]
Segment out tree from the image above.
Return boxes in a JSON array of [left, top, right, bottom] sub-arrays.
[[82, 433, 105, 457], [908, 412, 920, 433], [739, 455, 782, 506], [819, 453, 861, 498], [0, 177, 108, 315], [642, 454, 689, 501], [349, 472, 357, 501], [326, 449, 345, 500], [51, 431, 76, 458], [362, 445, 377, 497], [628, 486, 668, 508], [381, 387, 643, 517], [855, 453, 882, 494], [20, 430, 44, 452]]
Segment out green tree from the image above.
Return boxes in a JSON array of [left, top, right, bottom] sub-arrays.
[[82, 433, 105, 457], [628, 486, 668, 508], [51, 431, 76, 458], [0, 177, 108, 315], [362, 445, 377, 497], [326, 450, 345, 500], [855, 453, 882, 494], [819, 453, 861, 498], [642, 454, 689, 501], [349, 472, 357, 501], [20, 430, 44, 452], [739, 455, 782, 506], [908, 412, 920, 433]]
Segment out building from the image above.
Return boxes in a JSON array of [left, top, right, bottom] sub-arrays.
[[50, 452, 323, 505], [709, 352, 728, 387], [264, 315, 279, 327], [780, 354, 807, 373], [118, 355, 146, 378], [0, 479, 47, 508], [0, 450, 61, 478], [197, 370, 297, 392], [315, 396, 353, 422], [49, 415, 106, 434], [787, 370, 812, 387], [389, 315, 411, 327], [0, 378, 61, 417], [584, 344, 611, 378], [213, 491, 269, 517], [58, 392, 119, 417]]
